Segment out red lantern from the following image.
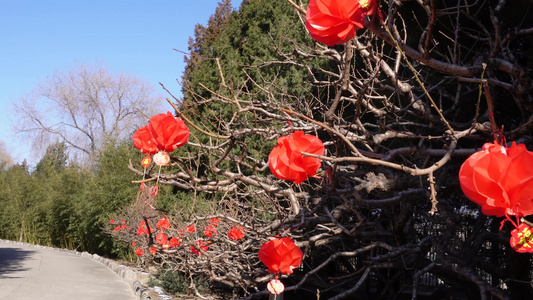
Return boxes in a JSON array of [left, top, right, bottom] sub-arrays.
[[258, 237, 303, 274], [305, 0, 376, 46], [133, 126, 158, 154], [269, 131, 324, 184], [459, 142, 533, 217], [149, 112, 189, 152]]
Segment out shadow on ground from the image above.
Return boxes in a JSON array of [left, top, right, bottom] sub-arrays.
[[0, 246, 35, 278]]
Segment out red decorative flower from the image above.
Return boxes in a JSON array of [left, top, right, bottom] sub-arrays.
[[149, 247, 157, 256], [190, 240, 209, 255], [269, 131, 324, 184], [258, 237, 303, 274], [185, 225, 196, 233], [132, 242, 137, 247], [137, 221, 153, 236], [109, 219, 115, 224], [203, 225, 218, 238], [209, 218, 221, 226], [148, 112, 189, 152], [510, 223, 533, 253], [459, 142, 533, 217], [135, 248, 144, 256], [228, 226, 245, 241], [305, 0, 376, 46], [169, 237, 181, 248], [133, 126, 159, 154], [156, 232, 168, 246], [156, 218, 171, 230]]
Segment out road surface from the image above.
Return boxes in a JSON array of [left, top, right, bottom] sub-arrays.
[[0, 240, 138, 300]]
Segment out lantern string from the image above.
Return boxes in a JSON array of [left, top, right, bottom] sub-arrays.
[[142, 161, 148, 189], [480, 63, 504, 144], [285, 110, 293, 134], [500, 214, 520, 230]]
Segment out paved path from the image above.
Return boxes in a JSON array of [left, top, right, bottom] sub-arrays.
[[0, 240, 138, 300]]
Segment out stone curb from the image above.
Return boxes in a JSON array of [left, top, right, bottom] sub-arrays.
[[0, 239, 167, 300]]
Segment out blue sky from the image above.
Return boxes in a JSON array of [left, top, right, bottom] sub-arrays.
[[0, 0, 242, 164]]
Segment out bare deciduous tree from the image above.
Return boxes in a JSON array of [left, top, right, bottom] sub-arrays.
[[15, 63, 165, 164], [0, 140, 14, 170]]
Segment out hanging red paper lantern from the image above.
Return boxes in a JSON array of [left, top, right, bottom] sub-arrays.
[[269, 131, 324, 184], [149, 112, 189, 152], [258, 237, 303, 274], [459, 142, 533, 217], [133, 126, 158, 154], [510, 223, 533, 253], [305, 0, 376, 46]]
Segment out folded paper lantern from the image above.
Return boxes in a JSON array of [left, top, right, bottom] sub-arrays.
[[305, 0, 376, 46], [258, 237, 303, 274], [148, 112, 189, 152], [459, 142, 533, 217], [269, 131, 324, 184], [133, 126, 159, 154], [510, 223, 533, 253]]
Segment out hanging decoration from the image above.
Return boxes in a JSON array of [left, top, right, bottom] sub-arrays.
[[459, 141, 533, 217], [459, 140, 533, 253], [268, 131, 324, 184], [509, 223, 533, 253], [258, 237, 303, 274], [148, 111, 189, 152], [305, 0, 376, 46], [267, 279, 285, 295], [141, 155, 152, 167], [258, 236, 303, 297], [153, 151, 171, 166], [132, 111, 190, 195], [133, 126, 158, 154]]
